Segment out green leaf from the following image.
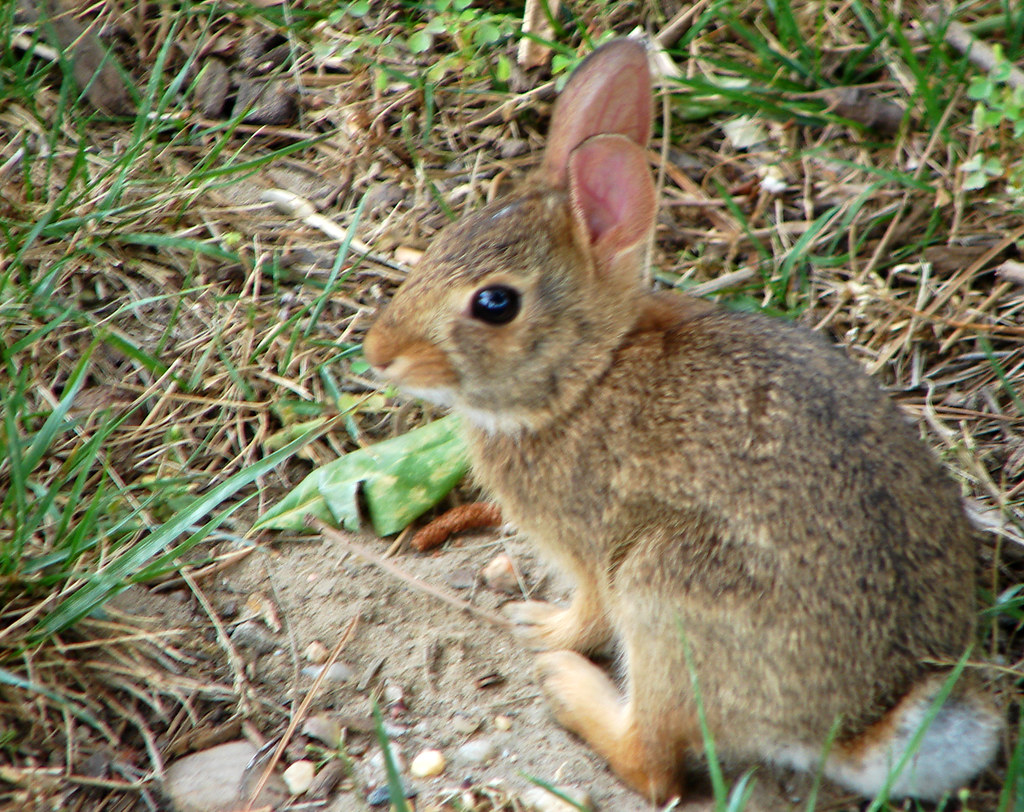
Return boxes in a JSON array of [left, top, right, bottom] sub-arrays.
[[967, 76, 993, 101], [964, 170, 989, 191], [255, 415, 469, 536], [495, 54, 511, 83], [473, 22, 501, 46], [407, 30, 433, 54]]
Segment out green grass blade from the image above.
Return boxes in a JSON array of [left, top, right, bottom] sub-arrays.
[[371, 700, 412, 812], [31, 420, 336, 641]]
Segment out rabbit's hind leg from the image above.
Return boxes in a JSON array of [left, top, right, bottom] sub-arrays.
[[535, 650, 694, 804]]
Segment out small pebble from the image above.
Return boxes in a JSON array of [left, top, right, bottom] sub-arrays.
[[482, 553, 519, 594], [366, 783, 417, 806], [383, 682, 404, 705], [521, 786, 593, 812], [445, 567, 477, 590], [303, 640, 328, 663], [301, 714, 342, 747], [164, 740, 288, 811], [300, 661, 354, 682], [493, 714, 512, 731], [370, 746, 405, 773], [455, 737, 498, 765], [229, 620, 277, 654], [450, 713, 479, 735], [282, 760, 315, 795], [409, 748, 446, 778]]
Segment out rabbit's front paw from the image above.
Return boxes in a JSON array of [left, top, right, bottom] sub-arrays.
[[504, 597, 609, 653]]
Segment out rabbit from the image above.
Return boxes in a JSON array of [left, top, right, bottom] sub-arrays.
[[362, 38, 1003, 804]]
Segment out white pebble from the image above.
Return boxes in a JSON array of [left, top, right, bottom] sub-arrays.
[[451, 713, 479, 735], [282, 760, 316, 795], [369, 746, 404, 773], [482, 553, 519, 594], [409, 748, 446, 778], [455, 737, 498, 765], [300, 661, 354, 682], [303, 640, 328, 663], [521, 786, 593, 812], [493, 714, 512, 731]]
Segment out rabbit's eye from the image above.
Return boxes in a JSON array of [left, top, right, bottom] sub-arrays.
[[470, 285, 521, 325]]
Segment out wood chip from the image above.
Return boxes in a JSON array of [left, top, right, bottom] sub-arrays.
[[356, 655, 386, 691], [517, 0, 559, 70]]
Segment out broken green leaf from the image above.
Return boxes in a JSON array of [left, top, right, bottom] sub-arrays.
[[254, 415, 469, 537]]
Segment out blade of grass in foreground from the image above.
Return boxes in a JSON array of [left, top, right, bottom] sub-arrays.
[[372, 700, 412, 812], [31, 417, 341, 642]]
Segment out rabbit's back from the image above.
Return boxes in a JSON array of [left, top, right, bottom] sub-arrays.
[[468, 294, 977, 749]]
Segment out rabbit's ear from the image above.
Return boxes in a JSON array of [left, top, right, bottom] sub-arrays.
[[543, 38, 652, 187], [567, 134, 655, 268]]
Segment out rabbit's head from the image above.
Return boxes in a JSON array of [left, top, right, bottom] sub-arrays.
[[364, 39, 656, 433]]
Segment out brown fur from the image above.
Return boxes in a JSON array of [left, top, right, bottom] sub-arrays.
[[363, 39, 999, 803]]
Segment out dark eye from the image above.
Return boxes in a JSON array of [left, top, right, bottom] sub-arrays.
[[470, 285, 521, 325]]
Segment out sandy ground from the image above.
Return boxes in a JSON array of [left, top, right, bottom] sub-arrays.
[[179, 524, 857, 812]]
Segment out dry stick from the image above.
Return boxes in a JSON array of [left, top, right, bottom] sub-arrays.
[[261, 188, 411, 274], [179, 567, 256, 717], [313, 519, 514, 631], [466, 79, 557, 130], [939, 280, 1015, 353], [927, 6, 1024, 90], [518, 0, 559, 70], [855, 86, 962, 285], [686, 268, 758, 297], [648, 56, 671, 289], [886, 295, 1024, 336], [243, 609, 362, 811], [924, 221, 1024, 326], [654, 0, 712, 48], [151, 546, 255, 593]]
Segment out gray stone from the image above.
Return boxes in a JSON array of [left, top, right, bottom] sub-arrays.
[[164, 740, 287, 812]]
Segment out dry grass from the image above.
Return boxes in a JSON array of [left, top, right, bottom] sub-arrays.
[[1, 0, 1022, 809]]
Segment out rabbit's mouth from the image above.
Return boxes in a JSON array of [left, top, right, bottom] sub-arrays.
[[454, 405, 531, 436], [389, 384, 531, 436], [394, 384, 456, 410]]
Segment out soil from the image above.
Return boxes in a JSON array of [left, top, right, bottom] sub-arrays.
[[151, 523, 853, 812]]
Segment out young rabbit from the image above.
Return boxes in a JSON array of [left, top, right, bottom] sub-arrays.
[[363, 39, 1003, 803]]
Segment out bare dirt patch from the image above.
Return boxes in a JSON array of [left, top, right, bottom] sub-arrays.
[[163, 524, 856, 811]]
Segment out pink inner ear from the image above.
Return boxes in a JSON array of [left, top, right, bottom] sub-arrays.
[[568, 135, 655, 262], [543, 39, 652, 187]]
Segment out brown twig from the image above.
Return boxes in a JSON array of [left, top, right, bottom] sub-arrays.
[[411, 502, 503, 552], [312, 519, 513, 630], [244, 608, 362, 811], [927, 6, 1024, 90], [654, 0, 712, 48], [179, 567, 256, 717]]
